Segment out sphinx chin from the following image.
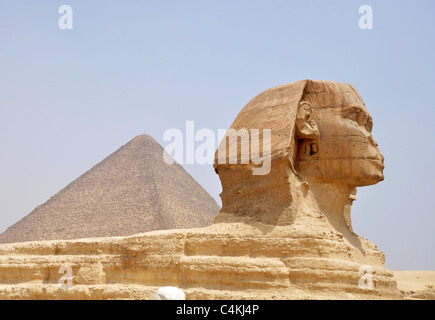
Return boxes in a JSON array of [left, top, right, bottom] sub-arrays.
[[355, 163, 385, 186], [336, 173, 384, 188], [334, 158, 385, 187]]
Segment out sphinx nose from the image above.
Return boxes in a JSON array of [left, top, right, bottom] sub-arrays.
[[369, 135, 378, 147]]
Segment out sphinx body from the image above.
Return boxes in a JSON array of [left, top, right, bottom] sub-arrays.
[[0, 80, 402, 300]]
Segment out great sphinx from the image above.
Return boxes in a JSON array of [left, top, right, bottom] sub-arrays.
[[0, 80, 402, 300], [214, 79, 383, 234]]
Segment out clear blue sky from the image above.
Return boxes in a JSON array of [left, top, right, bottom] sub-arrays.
[[0, 1, 434, 270]]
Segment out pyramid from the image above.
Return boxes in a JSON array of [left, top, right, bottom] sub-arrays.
[[0, 135, 220, 243]]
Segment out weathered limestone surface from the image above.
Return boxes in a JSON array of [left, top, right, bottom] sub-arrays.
[[0, 223, 401, 300], [0, 80, 407, 299]]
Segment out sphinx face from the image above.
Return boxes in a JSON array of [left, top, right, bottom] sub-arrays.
[[297, 89, 384, 187]]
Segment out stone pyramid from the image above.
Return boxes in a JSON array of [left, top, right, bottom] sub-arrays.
[[0, 135, 219, 243]]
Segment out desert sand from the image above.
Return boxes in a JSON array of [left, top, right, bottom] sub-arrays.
[[393, 270, 435, 300]]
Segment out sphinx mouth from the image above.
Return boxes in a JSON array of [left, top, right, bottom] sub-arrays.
[[366, 153, 384, 162], [366, 158, 385, 168]]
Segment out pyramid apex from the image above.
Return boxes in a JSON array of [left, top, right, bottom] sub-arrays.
[[132, 133, 153, 140], [128, 134, 157, 145]]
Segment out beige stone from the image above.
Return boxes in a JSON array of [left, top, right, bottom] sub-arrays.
[[0, 80, 419, 300]]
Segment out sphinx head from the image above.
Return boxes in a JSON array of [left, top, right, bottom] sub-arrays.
[[214, 80, 384, 225], [295, 80, 384, 188]]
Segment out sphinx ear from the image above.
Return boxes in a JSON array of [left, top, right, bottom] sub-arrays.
[[296, 101, 319, 139]]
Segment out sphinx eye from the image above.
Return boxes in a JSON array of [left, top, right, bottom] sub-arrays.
[[347, 107, 361, 122]]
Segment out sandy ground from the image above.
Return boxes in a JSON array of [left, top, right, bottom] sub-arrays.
[[393, 270, 435, 299]]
